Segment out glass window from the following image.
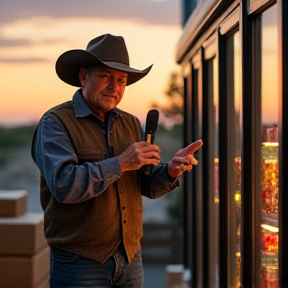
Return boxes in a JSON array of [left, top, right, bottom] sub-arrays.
[[209, 56, 219, 287], [213, 56, 219, 287], [260, 5, 279, 288], [192, 62, 204, 287], [226, 31, 242, 288], [233, 31, 242, 288]]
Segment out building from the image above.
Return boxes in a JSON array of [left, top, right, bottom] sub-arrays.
[[176, 0, 288, 287]]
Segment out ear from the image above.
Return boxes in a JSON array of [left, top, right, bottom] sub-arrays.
[[79, 68, 88, 86]]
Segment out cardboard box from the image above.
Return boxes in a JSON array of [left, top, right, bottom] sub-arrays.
[[0, 213, 47, 256], [0, 246, 50, 288], [0, 190, 27, 217], [33, 275, 49, 288], [166, 264, 184, 288]]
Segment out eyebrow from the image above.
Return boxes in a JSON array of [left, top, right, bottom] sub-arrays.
[[100, 67, 126, 73]]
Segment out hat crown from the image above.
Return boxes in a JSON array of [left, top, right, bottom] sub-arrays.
[[86, 34, 130, 66]]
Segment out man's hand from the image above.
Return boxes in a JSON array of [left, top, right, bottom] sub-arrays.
[[167, 140, 203, 178], [118, 142, 160, 172]]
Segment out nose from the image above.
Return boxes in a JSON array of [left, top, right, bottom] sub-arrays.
[[108, 76, 119, 90]]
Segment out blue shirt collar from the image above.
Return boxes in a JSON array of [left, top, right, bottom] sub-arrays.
[[72, 89, 121, 120]]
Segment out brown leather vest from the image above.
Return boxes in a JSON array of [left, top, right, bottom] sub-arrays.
[[39, 101, 143, 263]]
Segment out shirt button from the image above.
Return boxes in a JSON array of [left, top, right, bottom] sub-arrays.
[[122, 206, 126, 210], [123, 220, 126, 224]]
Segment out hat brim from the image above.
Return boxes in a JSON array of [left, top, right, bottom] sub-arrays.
[[55, 50, 153, 87]]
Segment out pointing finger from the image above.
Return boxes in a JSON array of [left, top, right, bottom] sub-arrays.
[[185, 140, 203, 154]]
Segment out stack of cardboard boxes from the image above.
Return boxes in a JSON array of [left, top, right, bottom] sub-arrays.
[[166, 264, 191, 288], [0, 190, 50, 288]]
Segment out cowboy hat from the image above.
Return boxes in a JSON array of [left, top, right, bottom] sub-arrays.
[[55, 33, 153, 87]]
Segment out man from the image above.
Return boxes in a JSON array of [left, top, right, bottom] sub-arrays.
[[31, 33, 203, 288]]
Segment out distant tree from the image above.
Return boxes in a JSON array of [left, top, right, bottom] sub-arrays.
[[151, 71, 184, 129], [166, 187, 184, 222], [0, 125, 36, 167], [150, 72, 185, 222]]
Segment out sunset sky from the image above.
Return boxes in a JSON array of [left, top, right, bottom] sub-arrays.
[[0, 0, 182, 126]]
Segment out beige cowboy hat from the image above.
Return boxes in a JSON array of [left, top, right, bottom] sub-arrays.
[[55, 33, 153, 87]]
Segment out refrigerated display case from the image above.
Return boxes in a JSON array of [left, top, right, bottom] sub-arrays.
[[261, 140, 279, 288], [235, 157, 241, 288], [178, 0, 288, 286]]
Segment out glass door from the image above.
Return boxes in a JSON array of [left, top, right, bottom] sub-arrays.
[[211, 55, 219, 288], [259, 5, 279, 288], [203, 35, 219, 287], [226, 31, 242, 288], [191, 51, 204, 288]]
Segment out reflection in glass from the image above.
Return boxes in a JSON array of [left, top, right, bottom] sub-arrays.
[[226, 31, 242, 288], [192, 63, 204, 287], [234, 31, 241, 288], [206, 55, 219, 287], [212, 57, 219, 287], [260, 5, 279, 288], [227, 32, 242, 288]]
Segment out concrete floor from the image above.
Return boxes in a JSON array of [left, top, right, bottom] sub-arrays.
[[143, 262, 167, 288]]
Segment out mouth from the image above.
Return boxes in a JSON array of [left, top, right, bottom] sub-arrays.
[[103, 94, 117, 99]]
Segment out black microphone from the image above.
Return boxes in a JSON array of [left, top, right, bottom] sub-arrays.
[[142, 109, 159, 175]]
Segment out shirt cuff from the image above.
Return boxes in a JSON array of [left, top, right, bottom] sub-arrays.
[[165, 163, 178, 182]]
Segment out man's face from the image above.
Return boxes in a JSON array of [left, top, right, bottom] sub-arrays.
[[80, 66, 127, 120]]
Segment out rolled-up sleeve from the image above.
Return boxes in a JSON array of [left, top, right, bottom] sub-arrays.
[[31, 116, 122, 204]]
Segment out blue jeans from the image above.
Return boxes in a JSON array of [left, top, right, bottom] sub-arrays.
[[50, 246, 144, 288]]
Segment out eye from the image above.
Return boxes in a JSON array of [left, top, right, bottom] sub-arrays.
[[119, 77, 127, 84], [99, 72, 110, 78]]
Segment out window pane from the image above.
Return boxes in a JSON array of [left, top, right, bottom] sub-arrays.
[[226, 31, 242, 288], [212, 56, 219, 287], [234, 31, 242, 288], [260, 5, 279, 288], [192, 64, 204, 287]]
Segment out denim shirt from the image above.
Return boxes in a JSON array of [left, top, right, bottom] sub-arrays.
[[31, 89, 179, 204]]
